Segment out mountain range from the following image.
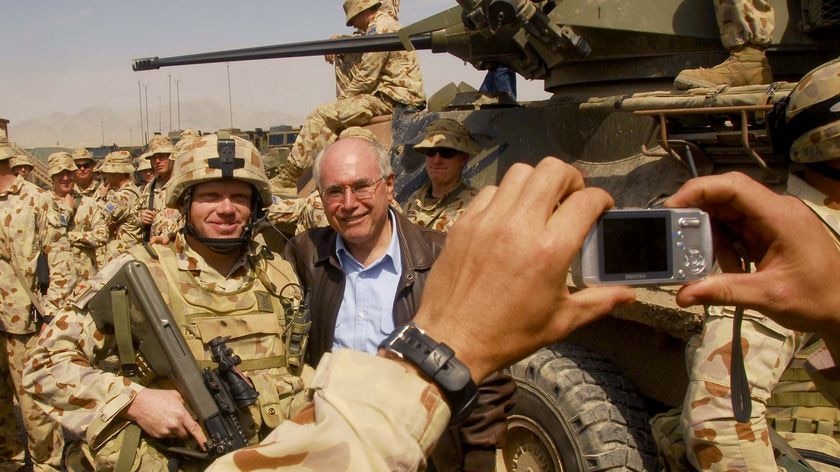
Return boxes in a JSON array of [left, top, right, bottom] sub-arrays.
[[8, 100, 304, 149]]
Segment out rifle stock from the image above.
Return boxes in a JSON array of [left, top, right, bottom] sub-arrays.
[[87, 260, 254, 458]]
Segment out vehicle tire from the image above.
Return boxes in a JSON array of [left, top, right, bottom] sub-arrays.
[[504, 343, 658, 472]]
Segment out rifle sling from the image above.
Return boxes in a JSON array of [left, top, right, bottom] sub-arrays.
[[110, 287, 144, 472], [111, 288, 139, 381], [7, 257, 47, 319], [115, 425, 142, 472]]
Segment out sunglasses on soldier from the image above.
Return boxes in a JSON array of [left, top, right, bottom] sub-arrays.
[[420, 147, 460, 159]]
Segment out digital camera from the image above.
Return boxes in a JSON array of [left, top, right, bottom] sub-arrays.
[[573, 208, 713, 287]]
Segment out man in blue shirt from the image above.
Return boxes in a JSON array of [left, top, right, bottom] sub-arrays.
[[285, 136, 515, 472], [285, 136, 444, 363]]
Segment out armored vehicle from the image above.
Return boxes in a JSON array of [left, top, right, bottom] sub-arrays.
[[133, 1, 840, 470]]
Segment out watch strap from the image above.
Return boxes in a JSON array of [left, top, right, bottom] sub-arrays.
[[379, 323, 479, 424]]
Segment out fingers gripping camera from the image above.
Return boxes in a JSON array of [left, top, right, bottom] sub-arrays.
[[573, 209, 713, 287]]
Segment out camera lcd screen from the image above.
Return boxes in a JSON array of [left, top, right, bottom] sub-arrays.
[[600, 214, 670, 278]]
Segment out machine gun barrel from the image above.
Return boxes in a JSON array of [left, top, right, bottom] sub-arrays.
[[132, 32, 434, 71]]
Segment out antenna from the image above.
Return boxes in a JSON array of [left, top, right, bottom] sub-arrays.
[[226, 63, 234, 130]]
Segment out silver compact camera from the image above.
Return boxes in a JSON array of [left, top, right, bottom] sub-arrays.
[[573, 208, 713, 287]]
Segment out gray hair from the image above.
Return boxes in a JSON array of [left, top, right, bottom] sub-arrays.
[[313, 136, 393, 188]]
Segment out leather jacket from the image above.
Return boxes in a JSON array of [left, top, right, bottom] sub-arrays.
[[286, 211, 516, 471], [285, 210, 445, 365]]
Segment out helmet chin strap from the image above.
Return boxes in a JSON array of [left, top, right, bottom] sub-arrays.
[[180, 186, 263, 255]]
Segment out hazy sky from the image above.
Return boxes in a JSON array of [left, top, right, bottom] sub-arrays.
[[0, 1, 549, 133]]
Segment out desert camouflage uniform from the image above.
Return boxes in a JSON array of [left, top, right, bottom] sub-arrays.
[[716, 0, 774, 49], [23, 233, 310, 471], [130, 176, 181, 239], [276, 9, 425, 189], [74, 180, 103, 201], [405, 182, 479, 233], [652, 174, 840, 471], [100, 180, 142, 264], [207, 349, 450, 472], [267, 191, 330, 236], [57, 193, 109, 279], [0, 175, 69, 472]]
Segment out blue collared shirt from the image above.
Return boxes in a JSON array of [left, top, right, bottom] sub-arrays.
[[333, 210, 402, 354]]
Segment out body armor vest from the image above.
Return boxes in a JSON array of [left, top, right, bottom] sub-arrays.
[[131, 244, 308, 430]]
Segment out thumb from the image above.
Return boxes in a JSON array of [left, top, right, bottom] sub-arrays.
[[675, 272, 773, 311], [554, 286, 636, 337]]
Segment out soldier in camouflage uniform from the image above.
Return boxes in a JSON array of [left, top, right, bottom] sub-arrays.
[[9, 153, 34, 180], [134, 155, 154, 187], [72, 147, 103, 200], [0, 144, 68, 472], [48, 152, 109, 280], [674, 0, 774, 90], [653, 58, 840, 471], [23, 134, 311, 471], [135, 135, 181, 241], [99, 150, 143, 264], [406, 118, 480, 232], [272, 0, 425, 194]]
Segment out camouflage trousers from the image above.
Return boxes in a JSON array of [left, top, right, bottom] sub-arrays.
[[0, 333, 64, 472], [651, 306, 806, 471], [280, 94, 393, 188], [716, 0, 775, 49]]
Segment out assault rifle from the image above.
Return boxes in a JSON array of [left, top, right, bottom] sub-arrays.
[[87, 260, 258, 460]]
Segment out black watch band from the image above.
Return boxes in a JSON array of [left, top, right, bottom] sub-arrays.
[[379, 322, 479, 424]]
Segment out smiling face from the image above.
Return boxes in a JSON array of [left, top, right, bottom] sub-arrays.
[[318, 139, 393, 251], [188, 179, 253, 239], [74, 159, 95, 187], [51, 170, 75, 197]]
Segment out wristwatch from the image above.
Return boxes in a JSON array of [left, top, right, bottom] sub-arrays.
[[379, 322, 479, 424]]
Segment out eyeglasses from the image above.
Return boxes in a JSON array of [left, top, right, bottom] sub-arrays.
[[320, 177, 384, 203], [420, 148, 460, 159], [75, 162, 93, 170]]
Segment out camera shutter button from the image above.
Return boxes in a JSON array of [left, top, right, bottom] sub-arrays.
[[679, 217, 701, 228]]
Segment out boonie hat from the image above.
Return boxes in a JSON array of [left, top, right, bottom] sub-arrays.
[[413, 118, 480, 157], [100, 150, 135, 174], [72, 147, 95, 162], [48, 152, 78, 177], [344, 0, 381, 26], [10, 154, 35, 169], [338, 126, 378, 143]]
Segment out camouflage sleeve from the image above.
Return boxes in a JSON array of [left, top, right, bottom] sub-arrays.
[[22, 263, 144, 448], [69, 197, 109, 249], [206, 349, 451, 471], [103, 188, 136, 222], [151, 208, 181, 237], [266, 196, 308, 226], [42, 198, 78, 314], [342, 15, 398, 97]]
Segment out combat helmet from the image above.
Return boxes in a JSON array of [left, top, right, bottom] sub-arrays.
[[166, 133, 272, 253], [784, 58, 840, 164], [344, 0, 381, 26], [413, 118, 480, 157]]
